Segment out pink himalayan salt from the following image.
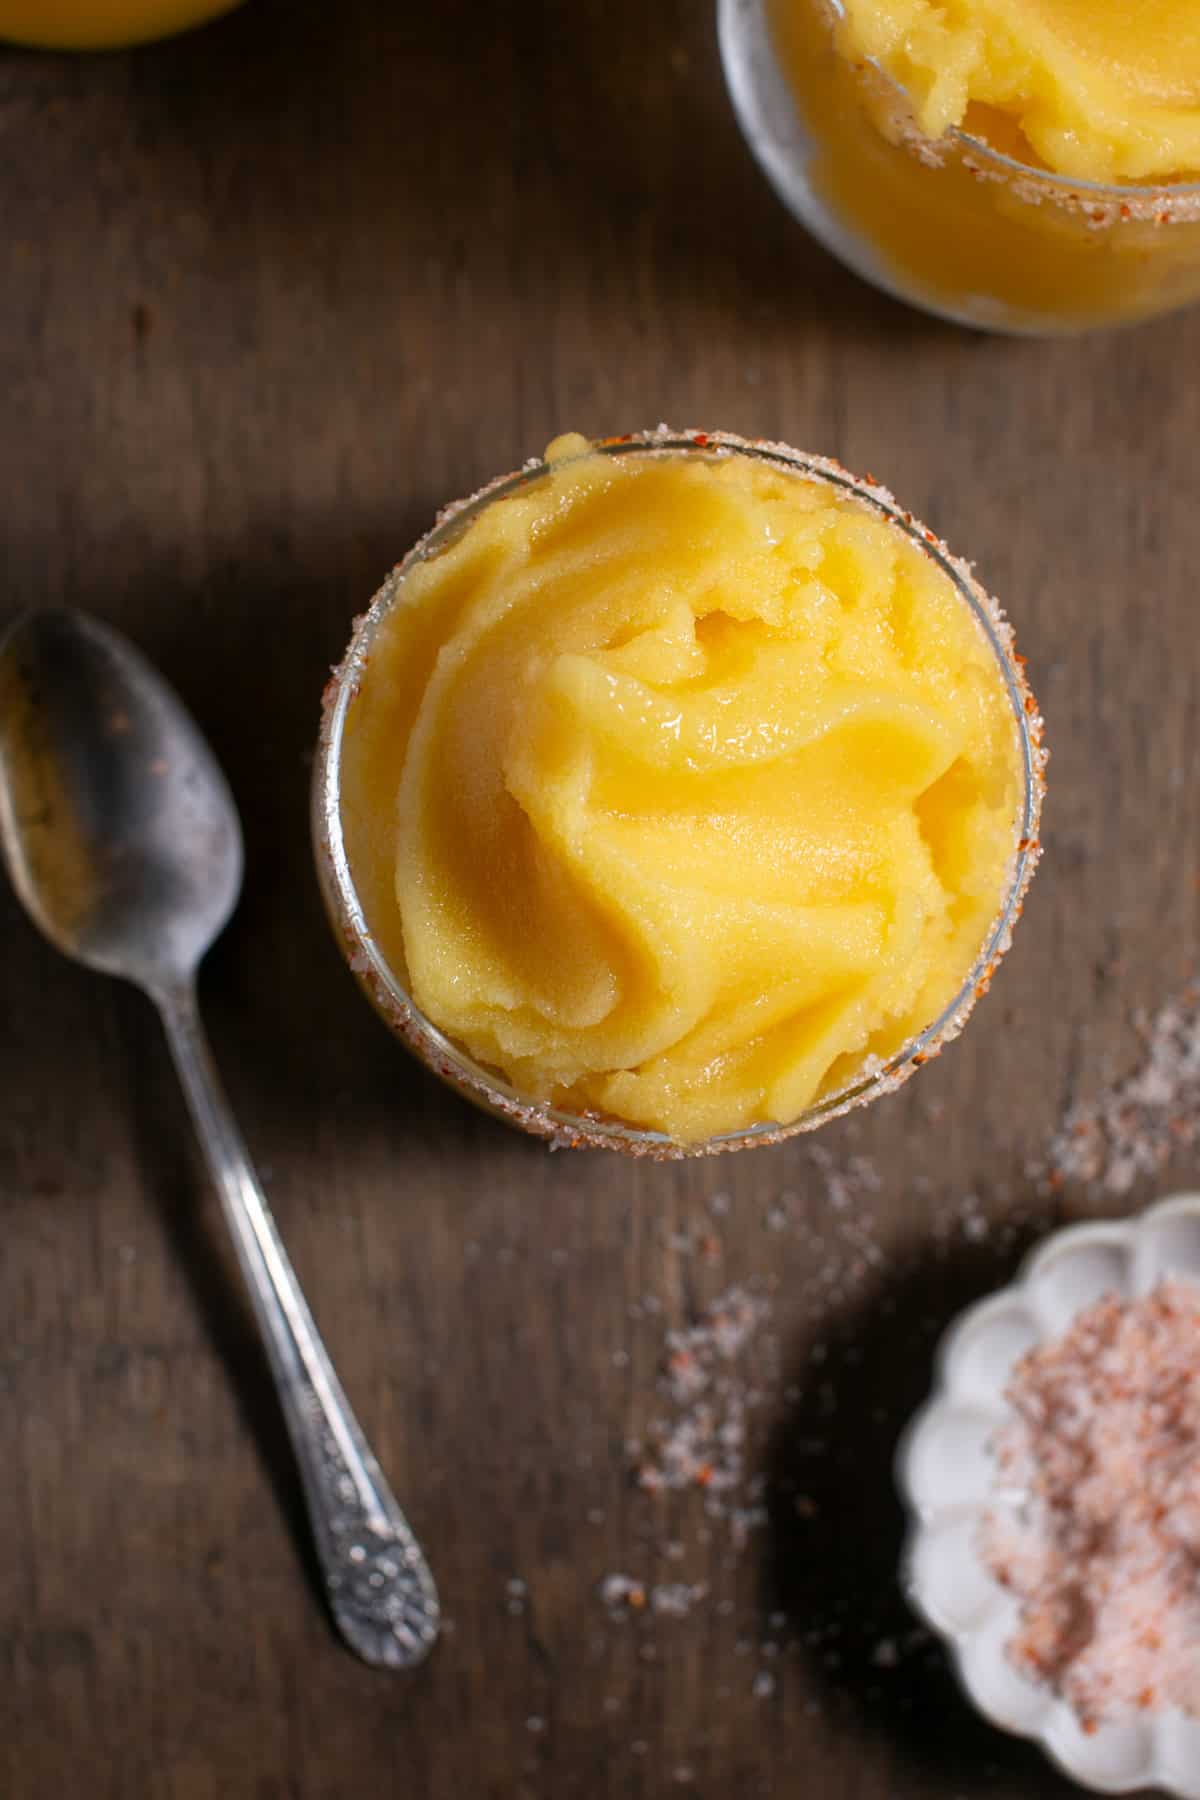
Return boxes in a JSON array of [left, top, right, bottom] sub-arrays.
[[981, 1279, 1200, 1728]]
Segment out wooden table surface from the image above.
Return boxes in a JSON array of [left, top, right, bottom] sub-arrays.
[[3, 3, 1199, 1796]]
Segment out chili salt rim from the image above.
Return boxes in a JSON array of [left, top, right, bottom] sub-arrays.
[[897, 1192, 1200, 1796], [312, 426, 1046, 1159]]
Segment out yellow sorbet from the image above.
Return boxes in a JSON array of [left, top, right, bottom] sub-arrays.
[[837, 0, 1200, 181], [338, 437, 1026, 1143], [0, 0, 241, 49]]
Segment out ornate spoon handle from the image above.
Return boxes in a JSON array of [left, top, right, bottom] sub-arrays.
[[158, 980, 439, 1668]]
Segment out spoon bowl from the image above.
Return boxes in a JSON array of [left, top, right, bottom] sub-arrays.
[[0, 608, 240, 989]]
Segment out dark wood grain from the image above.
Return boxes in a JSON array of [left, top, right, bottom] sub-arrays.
[[1, 2, 1198, 1795]]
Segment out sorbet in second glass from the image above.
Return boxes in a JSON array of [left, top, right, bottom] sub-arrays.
[[0, 0, 241, 48], [836, 0, 1200, 181]]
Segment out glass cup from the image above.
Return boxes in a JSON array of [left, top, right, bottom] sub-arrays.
[[719, 0, 1200, 335], [0, 1, 244, 49], [313, 430, 1045, 1159]]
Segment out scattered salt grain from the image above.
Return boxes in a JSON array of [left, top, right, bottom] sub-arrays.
[[650, 1583, 709, 1618], [806, 1144, 881, 1213], [633, 1285, 771, 1521], [506, 1576, 528, 1617], [1038, 985, 1200, 1197], [751, 1669, 776, 1699], [592, 1153, 888, 1640], [599, 1573, 646, 1615], [600, 1575, 707, 1621]]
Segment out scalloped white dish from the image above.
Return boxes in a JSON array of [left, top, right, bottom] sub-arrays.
[[897, 1193, 1200, 1796]]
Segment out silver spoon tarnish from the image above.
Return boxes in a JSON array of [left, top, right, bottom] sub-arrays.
[[0, 608, 438, 1669]]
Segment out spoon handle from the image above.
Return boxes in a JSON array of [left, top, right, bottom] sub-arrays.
[[156, 980, 439, 1669]]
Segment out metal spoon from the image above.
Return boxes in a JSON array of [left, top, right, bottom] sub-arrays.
[[0, 607, 438, 1669]]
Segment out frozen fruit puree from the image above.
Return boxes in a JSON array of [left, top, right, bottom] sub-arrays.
[[338, 436, 1027, 1142], [0, 1, 241, 47], [836, 0, 1200, 181]]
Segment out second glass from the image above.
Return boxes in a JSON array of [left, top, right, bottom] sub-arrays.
[[720, 0, 1200, 335]]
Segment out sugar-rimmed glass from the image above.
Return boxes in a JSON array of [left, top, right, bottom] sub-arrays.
[[719, 0, 1200, 335], [313, 430, 1045, 1159]]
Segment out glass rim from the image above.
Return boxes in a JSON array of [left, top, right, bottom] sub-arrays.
[[314, 428, 1046, 1158], [819, 0, 1200, 206]]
